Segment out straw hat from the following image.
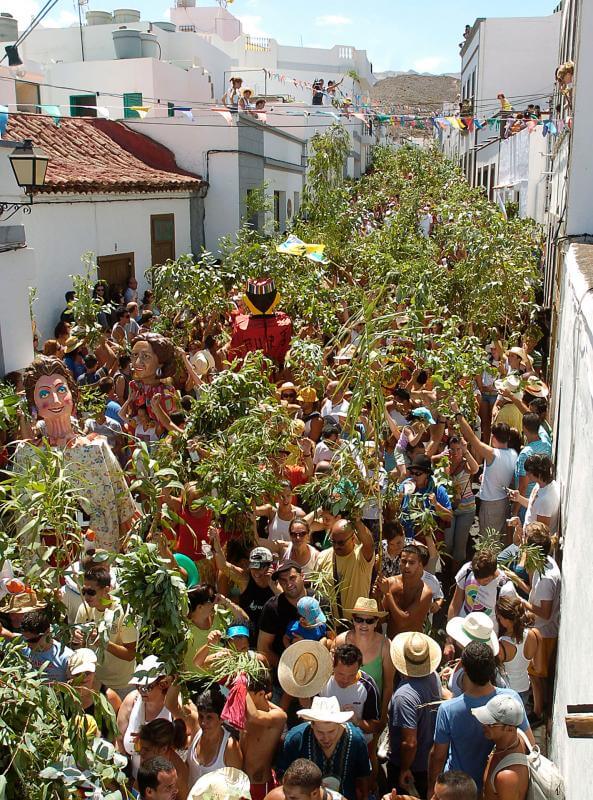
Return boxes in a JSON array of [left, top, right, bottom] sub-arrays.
[[296, 695, 353, 724], [446, 611, 499, 656], [278, 640, 333, 698], [344, 597, 388, 619], [505, 346, 533, 369], [390, 632, 442, 678], [63, 336, 82, 354], [189, 767, 251, 800], [524, 377, 549, 398], [0, 588, 46, 614]]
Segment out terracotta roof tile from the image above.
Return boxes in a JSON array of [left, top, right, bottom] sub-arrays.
[[5, 114, 204, 195]]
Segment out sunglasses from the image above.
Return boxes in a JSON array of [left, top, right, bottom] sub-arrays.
[[81, 587, 97, 597], [409, 469, 427, 477], [281, 393, 297, 400], [290, 530, 308, 539], [352, 615, 378, 625], [331, 534, 354, 546], [138, 682, 160, 695]]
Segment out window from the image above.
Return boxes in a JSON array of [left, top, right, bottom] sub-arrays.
[[123, 92, 143, 119], [168, 102, 175, 118], [70, 94, 97, 117], [15, 81, 40, 113]]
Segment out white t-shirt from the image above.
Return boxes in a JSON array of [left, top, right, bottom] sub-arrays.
[[529, 556, 561, 637], [321, 398, 350, 419], [455, 562, 517, 618], [423, 570, 444, 602], [479, 448, 518, 501], [525, 480, 560, 533], [313, 440, 337, 464]]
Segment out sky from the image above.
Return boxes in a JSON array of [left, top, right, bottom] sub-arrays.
[[7, 0, 557, 74]]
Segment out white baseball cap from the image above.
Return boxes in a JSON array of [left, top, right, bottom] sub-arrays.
[[68, 648, 97, 676], [472, 694, 524, 727]]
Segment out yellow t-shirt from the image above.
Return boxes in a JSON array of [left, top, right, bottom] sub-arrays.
[[495, 402, 523, 435], [317, 542, 374, 621], [75, 602, 138, 690]]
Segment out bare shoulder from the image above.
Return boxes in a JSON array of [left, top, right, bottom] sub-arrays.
[[263, 789, 284, 800]]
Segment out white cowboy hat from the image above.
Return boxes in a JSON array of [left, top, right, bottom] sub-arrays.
[[296, 695, 353, 724], [189, 767, 251, 800], [446, 611, 500, 656], [390, 632, 442, 678], [278, 640, 333, 698], [494, 374, 523, 400]]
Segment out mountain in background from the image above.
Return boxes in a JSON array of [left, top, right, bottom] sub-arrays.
[[374, 70, 461, 80], [370, 72, 461, 112]]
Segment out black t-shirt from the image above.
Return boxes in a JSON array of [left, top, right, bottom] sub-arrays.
[[258, 592, 301, 656], [239, 577, 275, 644]]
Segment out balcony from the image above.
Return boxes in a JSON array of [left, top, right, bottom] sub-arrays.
[[245, 35, 271, 52]]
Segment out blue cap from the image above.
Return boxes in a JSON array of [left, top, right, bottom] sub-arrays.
[[227, 625, 250, 639], [297, 596, 326, 626], [411, 407, 437, 425]]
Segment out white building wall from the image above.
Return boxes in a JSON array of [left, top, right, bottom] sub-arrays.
[[550, 244, 593, 796], [0, 244, 36, 374], [10, 194, 191, 341]]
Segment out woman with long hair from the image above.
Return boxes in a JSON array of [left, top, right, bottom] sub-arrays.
[[496, 595, 539, 706]]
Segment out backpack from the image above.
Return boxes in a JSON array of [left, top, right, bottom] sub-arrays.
[[490, 729, 565, 800]]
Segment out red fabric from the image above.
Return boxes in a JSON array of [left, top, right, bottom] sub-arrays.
[[174, 507, 214, 561], [250, 773, 279, 800], [128, 381, 177, 424], [228, 312, 293, 366], [284, 464, 309, 504], [221, 673, 248, 731]]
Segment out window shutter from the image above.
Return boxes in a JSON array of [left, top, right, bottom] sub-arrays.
[[70, 94, 97, 117], [123, 92, 143, 119], [168, 102, 175, 118]]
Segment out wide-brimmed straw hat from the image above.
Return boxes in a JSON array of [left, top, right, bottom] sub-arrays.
[[446, 611, 499, 656], [0, 588, 46, 614], [345, 597, 388, 619], [390, 632, 442, 678], [189, 767, 251, 800], [278, 640, 333, 698], [524, 377, 549, 398], [505, 346, 533, 369], [297, 387, 318, 403], [296, 695, 353, 724]]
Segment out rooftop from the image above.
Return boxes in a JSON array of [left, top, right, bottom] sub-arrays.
[[4, 115, 205, 195]]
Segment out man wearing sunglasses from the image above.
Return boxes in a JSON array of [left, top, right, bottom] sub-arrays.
[[21, 608, 73, 683], [398, 454, 452, 541], [74, 568, 138, 698]]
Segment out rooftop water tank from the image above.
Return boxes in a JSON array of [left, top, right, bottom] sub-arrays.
[[0, 12, 18, 42], [86, 10, 114, 25], [113, 8, 141, 24], [152, 21, 176, 32], [113, 27, 142, 59], [140, 32, 159, 58]]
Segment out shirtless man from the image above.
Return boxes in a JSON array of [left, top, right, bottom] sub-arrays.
[[378, 545, 432, 637], [242, 670, 287, 800]]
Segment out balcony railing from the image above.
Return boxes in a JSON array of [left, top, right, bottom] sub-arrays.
[[245, 34, 271, 52], [178, 24, 196, 32]]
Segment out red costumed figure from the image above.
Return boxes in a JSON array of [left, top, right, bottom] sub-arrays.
[[228, 278, 292, 367]]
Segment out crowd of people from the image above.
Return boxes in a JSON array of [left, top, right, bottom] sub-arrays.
[[0, 166, 564, 800]]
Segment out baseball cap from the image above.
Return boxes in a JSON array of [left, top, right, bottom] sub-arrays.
[[68, 648, 97, 676], [297, 597, 326, 626], [249, 547, 274, 569], [272, 560, 303, 581], [129, 654, 165, 686], [471, 694, 524, 727]]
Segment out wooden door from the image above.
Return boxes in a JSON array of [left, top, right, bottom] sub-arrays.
[[97, 253, 135, 296], [150, 214, 175, 266]]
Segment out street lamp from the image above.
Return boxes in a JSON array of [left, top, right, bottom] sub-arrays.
[[1, 139, 49, 219]]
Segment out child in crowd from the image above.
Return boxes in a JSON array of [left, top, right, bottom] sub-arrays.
[[283, 597, 328, 647]]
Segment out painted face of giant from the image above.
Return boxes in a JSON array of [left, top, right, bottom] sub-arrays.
[[131, 340, 160, 383], [33, 373, 73, 423]]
